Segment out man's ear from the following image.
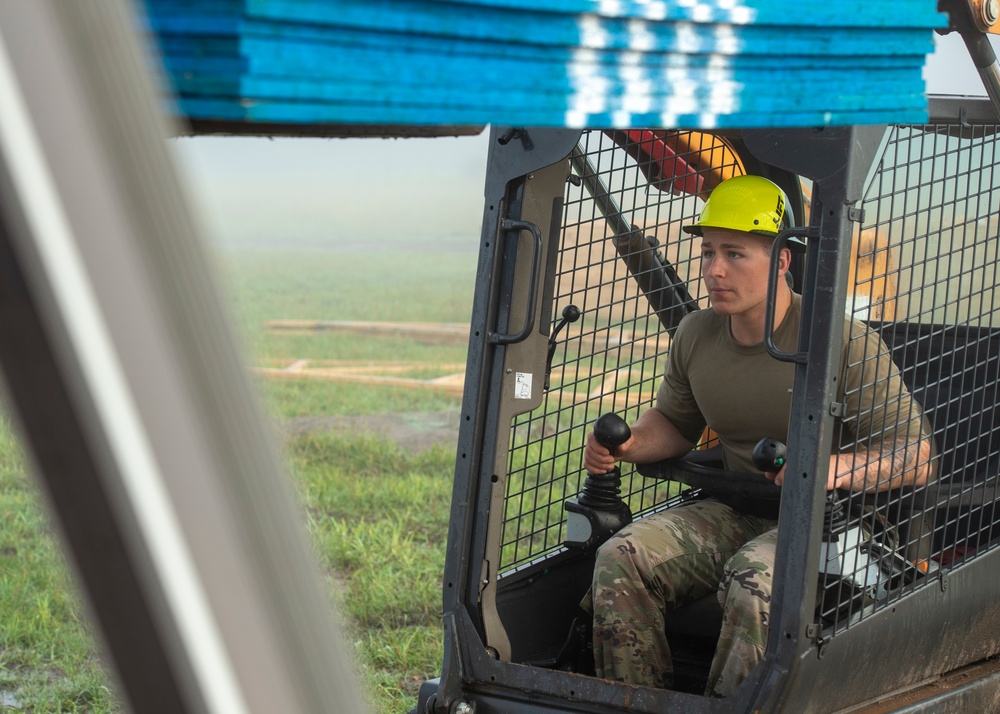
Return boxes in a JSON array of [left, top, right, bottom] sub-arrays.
[[777, 246, 792, 276]]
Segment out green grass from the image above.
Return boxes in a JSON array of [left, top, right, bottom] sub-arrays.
[[262, 379, 464, 419], [0, 420, 119, 712], [0, 420, 453, 713], [0, 244, 476, 712], [290, 434, 454, 713], [228, 246, 472, 712]]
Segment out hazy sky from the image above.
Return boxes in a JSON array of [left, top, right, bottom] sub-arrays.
[[170, 33, 996, 249], [173, 130, 491, 248]]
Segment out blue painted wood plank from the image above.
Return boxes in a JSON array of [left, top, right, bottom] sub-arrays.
[[157, 42, 927, 86], [241, 0, 945, 35], [158, 50, 926, 107], [148, 0, 944, 28], [426, 0, 944, 26], [149, 4, 941, 56], [176, 95, 932, 128], [167, 75, 928, 124], [155, 33, 923, 73], [148, 19, 935, 59], [140, 0, 947, 129]]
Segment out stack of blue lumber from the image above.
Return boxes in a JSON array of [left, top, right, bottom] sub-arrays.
[[143, 0, 948, 129]]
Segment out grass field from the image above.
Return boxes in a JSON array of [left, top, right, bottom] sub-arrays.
[[0, 244, 477, 712]]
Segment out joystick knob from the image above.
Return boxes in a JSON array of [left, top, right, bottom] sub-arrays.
[[593, 413, 632, 463], [752, 438, 787, 472]]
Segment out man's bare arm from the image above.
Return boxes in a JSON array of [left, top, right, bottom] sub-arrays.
[[829, 437, 933, 492], [583, 408, 696, 474]]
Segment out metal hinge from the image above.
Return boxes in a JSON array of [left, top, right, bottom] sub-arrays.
[[848, 206, 866, 223], [830, 401, 846, 417], [806, 624, 829, 659]]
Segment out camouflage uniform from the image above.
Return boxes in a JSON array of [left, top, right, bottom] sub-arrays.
[[582, 498, 777, 696]]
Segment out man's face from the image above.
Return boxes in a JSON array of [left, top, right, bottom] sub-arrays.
[[699, 227, 773, 317]]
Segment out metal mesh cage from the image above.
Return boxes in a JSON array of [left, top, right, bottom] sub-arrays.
[[500, 130, 738, 572], [822, 123, 1000, 632]]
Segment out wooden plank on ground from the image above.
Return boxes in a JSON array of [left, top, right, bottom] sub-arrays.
[[262, 320, 667, 355], [263, 320, 470, 344], [251, 366, 468, 395]]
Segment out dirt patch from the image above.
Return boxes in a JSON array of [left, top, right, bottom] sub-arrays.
[[283, 410, 462, 456]]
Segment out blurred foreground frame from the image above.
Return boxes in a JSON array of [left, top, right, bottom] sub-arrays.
[[0, 2, 364, 713]]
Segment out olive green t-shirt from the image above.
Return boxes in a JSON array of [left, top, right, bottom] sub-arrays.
[[655, 293, 930, 473]]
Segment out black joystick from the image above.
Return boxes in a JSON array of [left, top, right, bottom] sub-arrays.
[[594, 412, 631, 450], [750, 439, 846, 539], [752, 438, 787, 472], [564, 413, 634, 552]]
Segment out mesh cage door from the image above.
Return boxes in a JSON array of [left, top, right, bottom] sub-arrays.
[[498, 130, 812, 581], [492, 130, 783, 672], [817, 122, 1000, 633], [499, 130, 753, 576], [772, 117, 1000, 714]]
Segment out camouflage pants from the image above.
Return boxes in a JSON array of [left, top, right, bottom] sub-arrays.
[[583, 498, 777, 696]]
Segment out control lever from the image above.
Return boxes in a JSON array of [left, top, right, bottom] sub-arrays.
[[751, 438, 846, 544], [564, 413, 634, 552], [752, 438, 787, 472], [544, 305, 581, 391], [750, 437, 917, 624]]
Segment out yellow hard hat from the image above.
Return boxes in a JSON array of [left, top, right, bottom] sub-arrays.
[[683, 175, 789, 237]]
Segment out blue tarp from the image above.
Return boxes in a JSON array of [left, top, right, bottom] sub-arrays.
[[143, 0, 948, 129]]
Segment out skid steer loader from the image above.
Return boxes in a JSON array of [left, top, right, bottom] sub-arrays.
[[415, 95, 1000, 713]]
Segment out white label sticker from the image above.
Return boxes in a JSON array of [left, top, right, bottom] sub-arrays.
[[514, 372, 533, 399]]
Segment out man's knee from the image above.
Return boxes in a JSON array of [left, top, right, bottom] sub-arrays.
[[719, 563, 771, 603], [717, 538, 776, 613], [593, 529, 645, 587]]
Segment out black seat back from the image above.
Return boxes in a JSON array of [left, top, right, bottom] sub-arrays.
[[872, 321, 1000, 555], [873, 322, 1000, 488]]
